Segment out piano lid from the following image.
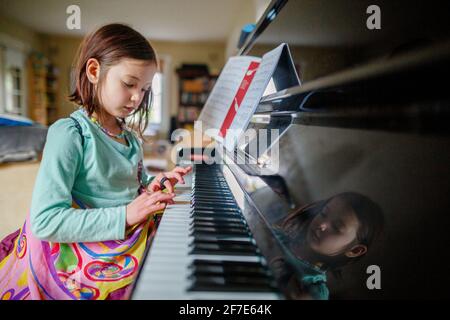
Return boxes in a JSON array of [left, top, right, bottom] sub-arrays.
[[240, 0, 450, 85]]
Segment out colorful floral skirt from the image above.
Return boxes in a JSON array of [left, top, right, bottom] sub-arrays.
[[0, 202, 156, 300]]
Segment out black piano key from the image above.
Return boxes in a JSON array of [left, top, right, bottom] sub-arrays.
[[188, 270, 271, 283], [193, 175, 225, 179], [190, 221, 247, 230], [191, 234, 253, 242], [190, 259, 267, 268], [190, 212, 243, 219], [187, 277, 277, 293], [193, 205, 240, 212], [192, 192, 232, 197], [191, 224, 247, 231], [192, 199, 235, 204], [191, 210, 242, 216], [189, 271, 271, 283], [191, 194, 236, 203], [192, 201, 236, 206], [191, 207, 239, 212], [190, 238, 255, 247], [190, 230, 250, 238], [190, 215, 242, 222], [193, 182, 227, 186], [194, 182, 228, 185], [192, 190, 231, 195], [192, 275, 273, 285], [192, 201, 238, 208], [190, 264, 270, 277], [189, 238, 259, 255], [193, 186, 229, 190], [192, 191, 232, 195], [194, 184, 228, 187], [190, 245, 258, 255], [191, 226, 249, 235], [189, 240, 257, 251], [190, 226, 249, 235], [191, 216, 244, 224], [191, 208, 241, 213]]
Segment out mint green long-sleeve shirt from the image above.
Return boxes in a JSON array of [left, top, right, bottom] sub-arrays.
[[30, 109, 153, 243]]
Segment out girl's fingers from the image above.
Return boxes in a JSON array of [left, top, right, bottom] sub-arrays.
[[136, 190, 153, 204], [168, 172, 184, 184], [162, 179, 174, 193], [173, 166, 192, 175], [145, 202, 166, 215], [172, 167, 187, 175], [149, 183, 160, 192], [144, 193, 175, 209], [148, 191, 175, 204]]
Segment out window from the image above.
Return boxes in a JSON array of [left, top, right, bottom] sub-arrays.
[[126, 56, 169, 137], [0, 43, 27, 116], [149, 72, 162, 124], [126, 71, 164, 135], [5, 66, 23, 114]]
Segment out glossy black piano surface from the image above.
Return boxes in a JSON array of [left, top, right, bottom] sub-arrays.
[[132, 0, 450, 300]]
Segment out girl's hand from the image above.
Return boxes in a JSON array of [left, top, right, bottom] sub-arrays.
[[147, 166, 192, 194], [125, 191, 175, 227]]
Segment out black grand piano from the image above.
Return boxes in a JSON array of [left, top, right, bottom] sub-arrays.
[[131, 0, 450, 299]]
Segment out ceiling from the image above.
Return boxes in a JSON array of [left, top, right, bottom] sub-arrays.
[[0, 0, 262, 42]]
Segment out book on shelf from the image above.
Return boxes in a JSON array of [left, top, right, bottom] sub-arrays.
[[178, 106, 202, 123]]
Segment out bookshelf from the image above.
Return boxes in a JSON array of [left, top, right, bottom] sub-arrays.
[[176, 64, 217, 130], [27, 52, 59, 126]]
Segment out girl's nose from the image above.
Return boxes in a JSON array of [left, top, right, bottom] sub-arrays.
[[318, 222, 328, 232], [130, 92, 140, 104]]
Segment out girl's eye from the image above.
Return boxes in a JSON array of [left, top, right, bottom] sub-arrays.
[[123, 82, 134, 88], [332, 224, 340, 233]]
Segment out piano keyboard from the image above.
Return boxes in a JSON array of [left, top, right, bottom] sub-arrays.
[[131, 164, 282, 299]]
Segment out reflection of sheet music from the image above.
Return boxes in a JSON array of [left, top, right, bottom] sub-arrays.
[[198, 56, 261, 140]]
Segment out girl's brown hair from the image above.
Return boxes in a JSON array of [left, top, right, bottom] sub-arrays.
[[276, 192, 384, 272], [69, 23, 158, 140]]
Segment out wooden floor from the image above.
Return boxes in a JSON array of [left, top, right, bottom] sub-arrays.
[[0, 160, 40, 239]]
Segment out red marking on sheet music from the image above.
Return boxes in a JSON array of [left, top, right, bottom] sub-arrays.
[[219, 61, 260, 137]]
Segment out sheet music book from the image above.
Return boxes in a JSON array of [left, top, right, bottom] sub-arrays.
[[198, 43, 300, 151]]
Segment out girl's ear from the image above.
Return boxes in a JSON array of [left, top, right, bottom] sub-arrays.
[[86, 58, 100, 84], [345, 244, 367, 258]]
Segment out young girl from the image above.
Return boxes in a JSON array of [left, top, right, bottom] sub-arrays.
[[0, 23, 191, 300], [270, 192, 384, 300]]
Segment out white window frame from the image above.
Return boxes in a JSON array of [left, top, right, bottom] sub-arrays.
[[144, 54, 171, 137], [0, 33, 30, 117]]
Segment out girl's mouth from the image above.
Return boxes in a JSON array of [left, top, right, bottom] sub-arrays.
[[124, 106, 134, 113]]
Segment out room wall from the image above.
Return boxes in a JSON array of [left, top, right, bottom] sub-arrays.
[[0, 13, 42, 51]]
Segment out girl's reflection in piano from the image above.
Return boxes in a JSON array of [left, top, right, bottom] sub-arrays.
[[270, 192, 384, 300]]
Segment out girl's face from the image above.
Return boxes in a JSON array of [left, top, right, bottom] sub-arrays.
[[99, 58, 157, 118], [306, 197, 360, 256]]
